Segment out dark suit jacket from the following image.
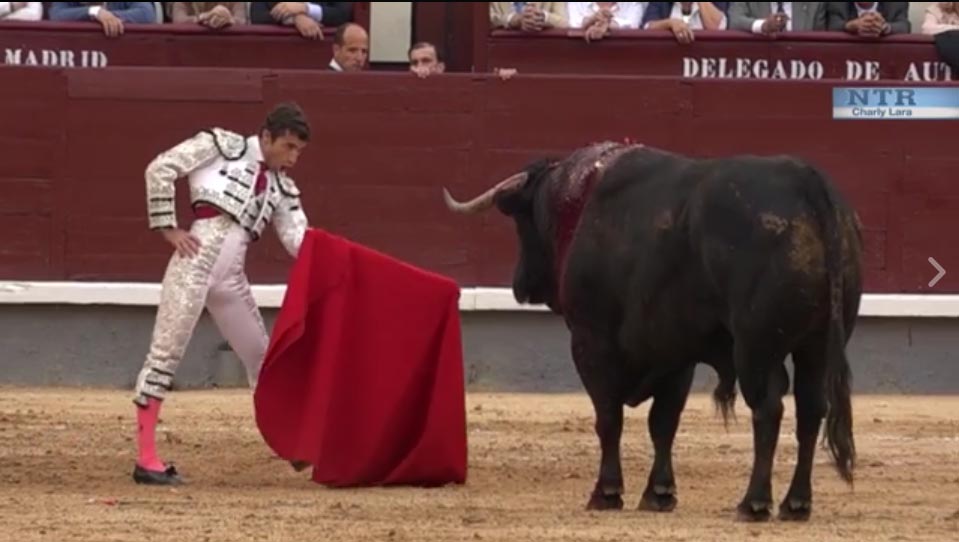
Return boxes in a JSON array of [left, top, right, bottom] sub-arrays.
[[642, 2, 729, 25], [729, 2, 827, 32], [826, 2, 910, 34], [250, 2, 353, 26]]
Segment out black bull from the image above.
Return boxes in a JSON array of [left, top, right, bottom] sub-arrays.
[[443, 142, 863, 522]]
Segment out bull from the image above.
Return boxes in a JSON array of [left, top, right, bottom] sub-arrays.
[[443, 141, 863, 522]]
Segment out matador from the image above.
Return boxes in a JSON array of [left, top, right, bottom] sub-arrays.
[[132, 102, 311, 485]]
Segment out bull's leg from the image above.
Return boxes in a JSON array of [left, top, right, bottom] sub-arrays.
[[735, 342, 789, 522], [779, 339, 828, 521], [638, 365, 695, 513], [587, 398, 625, 511], [571, 332, 625, 511]]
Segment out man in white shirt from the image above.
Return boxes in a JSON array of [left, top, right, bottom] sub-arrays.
[[0, 1, 42, 20], [567, 2, 644, 41], [490, 2, 568, 30], [568, 2, 645, 29], [728, 2, 827, 34]]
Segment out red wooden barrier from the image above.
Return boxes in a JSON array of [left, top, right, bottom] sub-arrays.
[[471, 3, 954, 81], [0, 66, 956, 294], [0, 4, 371, 70]]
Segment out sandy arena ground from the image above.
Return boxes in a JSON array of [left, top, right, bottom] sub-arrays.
[[1, 388, 958, 542]]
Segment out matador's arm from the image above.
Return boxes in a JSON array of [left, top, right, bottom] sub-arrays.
[[272, 175, 310, 258], [144, 128, 245, 230]]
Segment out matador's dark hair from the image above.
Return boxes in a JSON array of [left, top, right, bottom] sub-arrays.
[[261, 102, 311, 142]]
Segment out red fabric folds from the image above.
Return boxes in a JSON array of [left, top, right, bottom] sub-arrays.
[[253, 228, 468, 487]]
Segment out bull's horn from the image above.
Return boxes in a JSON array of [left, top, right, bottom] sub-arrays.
[[442, 172, 529, 214]]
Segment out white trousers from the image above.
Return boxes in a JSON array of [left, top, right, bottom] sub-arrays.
[[133, 215, 268, 406]]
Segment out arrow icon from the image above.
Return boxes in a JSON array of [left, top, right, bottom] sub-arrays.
[[928, 257, 946, 287]]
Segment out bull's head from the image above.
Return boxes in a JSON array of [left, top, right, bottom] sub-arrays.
[[443, 159, 560, 310]]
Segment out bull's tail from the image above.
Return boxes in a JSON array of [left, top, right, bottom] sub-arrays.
[[802, 164, 856, 485], [712, 374, 737, 430], [824, 282, 855, 485]]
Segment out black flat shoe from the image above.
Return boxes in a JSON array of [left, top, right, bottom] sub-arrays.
[[132, 463, 183, 485]]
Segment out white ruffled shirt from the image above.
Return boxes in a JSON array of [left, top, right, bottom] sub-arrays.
[[567, 2, 646, 29]]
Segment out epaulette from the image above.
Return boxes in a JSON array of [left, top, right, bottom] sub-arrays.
[[201, 127, 248, 161], [277, 174, 301, 198]]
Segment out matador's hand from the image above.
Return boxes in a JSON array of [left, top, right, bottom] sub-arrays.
[[161, 228, 202, 258]]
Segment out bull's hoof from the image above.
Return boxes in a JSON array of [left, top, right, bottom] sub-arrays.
[[586, 491, 624, 511], [638, 493, 677, 512], [778, 498, 812, 522], [736, 500, 773, 522], [638, 485, 677, 512]]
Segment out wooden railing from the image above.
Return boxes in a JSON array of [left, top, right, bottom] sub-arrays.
[[0, 2, 371, 70], [471, 2, 953, 80]]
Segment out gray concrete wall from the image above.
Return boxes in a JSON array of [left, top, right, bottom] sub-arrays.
[[0, 305, 957, 395]]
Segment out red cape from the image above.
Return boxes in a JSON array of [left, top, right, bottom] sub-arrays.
[[253, 228, 467, 487]]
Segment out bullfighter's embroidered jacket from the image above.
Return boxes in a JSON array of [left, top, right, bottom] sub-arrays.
[[144, 127, 308, 257]]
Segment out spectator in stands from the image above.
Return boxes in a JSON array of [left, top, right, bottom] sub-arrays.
[[490, 2, 568, 31], [0, 2, 42, 20], [642, 2, 729, 43], [728, 2, 826, 34], [251, 2, 353, 39], [407, 40, 517, 81], [328, 22, 367, 71], [922, 2, 959, 35], [49, 2, 156, 36], [409, 41, 445, 78], [170, 2, 247, 27], [568, 2, 644, 40], [827, 2, 910, 37]]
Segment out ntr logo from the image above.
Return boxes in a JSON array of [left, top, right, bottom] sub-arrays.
[[843, 88, 917, 107]]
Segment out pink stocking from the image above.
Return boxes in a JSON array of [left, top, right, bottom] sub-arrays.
[[136, 398, 166, 471]]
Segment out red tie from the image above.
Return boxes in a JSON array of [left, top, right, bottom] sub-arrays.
[[255, 162, 267, 195]]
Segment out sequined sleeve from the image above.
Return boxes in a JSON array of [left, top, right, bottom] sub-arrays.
[[144, 131, 220, 230], [273, 177, 309, 258], [273, 197, 308, 258]]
